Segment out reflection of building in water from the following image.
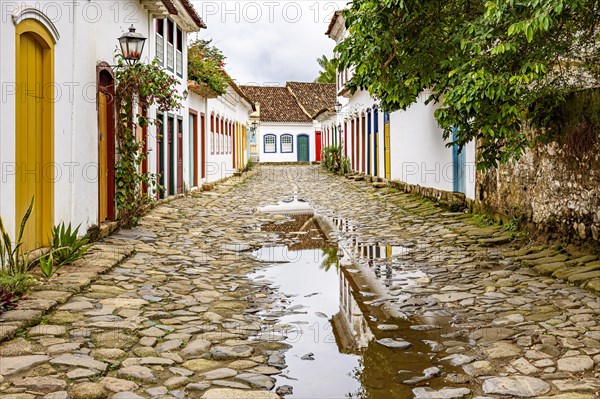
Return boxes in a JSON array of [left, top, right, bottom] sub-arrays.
[[261, 213, 332, 251], [331, 217, 357, 232], [332, 267, 374, 354]]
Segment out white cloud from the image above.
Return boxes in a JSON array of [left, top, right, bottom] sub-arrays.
[[190, 0, 346, 85]]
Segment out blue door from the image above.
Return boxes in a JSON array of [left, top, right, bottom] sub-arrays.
[[452, 127, 466, 194], [367, 110, 372, 175], [297, 134, 309, 162]]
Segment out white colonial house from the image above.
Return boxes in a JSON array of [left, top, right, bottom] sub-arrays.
[[240, 82, 336, 163], [323, 11, 476, 199], [0, 0, 204, 250], [187, 77, 255, 185]]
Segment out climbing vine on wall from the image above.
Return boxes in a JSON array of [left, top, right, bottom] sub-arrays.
[[114, 53, 182, 227]]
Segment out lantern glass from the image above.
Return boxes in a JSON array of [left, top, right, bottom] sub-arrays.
[[119, 25, 146, 66]]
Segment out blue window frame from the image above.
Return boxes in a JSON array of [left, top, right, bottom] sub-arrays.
[[264, 134, 277, 153], [280, 134, 293, 153]]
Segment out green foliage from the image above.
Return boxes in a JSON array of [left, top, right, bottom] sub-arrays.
[[315, 55, 337, 84], [320, 246, 340, 272], [188, 39, 228, 96], [0, 272, 36, 295], [0, 197, 34, 275], [336, 0, 600, 169], [115, 53, 182, 227], [245, 159, 255, 172], [50, 222, 91, 267], [38, 252, 55, 278], [321, 145, 343, 172], [340, 156, 351, 176]]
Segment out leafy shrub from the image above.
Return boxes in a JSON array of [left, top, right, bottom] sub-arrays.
[[0, 272, 36, 315], [50, 223, 91, 267], [0, 272, 36, 295], [340, 156, 351, 176], [245, 159, 255, 172], [188, 39, 228, 96], [321, 145, 343, 173], [0, 197, 34, 275]]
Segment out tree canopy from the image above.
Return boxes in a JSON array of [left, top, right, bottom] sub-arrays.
[[336, 0, 600, 169], [315, 55, 337, 84]]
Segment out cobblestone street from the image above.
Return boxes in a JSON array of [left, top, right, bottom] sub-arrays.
[[0, 165, 599, 399]]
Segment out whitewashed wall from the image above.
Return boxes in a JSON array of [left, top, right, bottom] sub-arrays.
[[0, 1, 198, 240], [258, 123, 315, 163], [205, 87, 252, 183]]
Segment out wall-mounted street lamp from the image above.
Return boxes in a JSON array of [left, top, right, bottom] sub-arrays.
[[182, 89, 189, 100], [251, 121, 258, 130], [334, 101, 342, 114], [119, 25, 147, 66]]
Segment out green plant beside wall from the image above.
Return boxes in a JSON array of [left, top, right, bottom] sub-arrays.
[[0, 197, 34, 276], [50, 222, 91, 267], [114, 53, 182, 227]]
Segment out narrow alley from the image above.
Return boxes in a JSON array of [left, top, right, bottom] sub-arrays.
[[0, 165, 598, 399]]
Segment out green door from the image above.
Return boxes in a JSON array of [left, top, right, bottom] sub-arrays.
[[297, 134, 309, 162]]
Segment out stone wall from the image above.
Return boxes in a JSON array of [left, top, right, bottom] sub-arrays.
[[476, 137, 600, 245]]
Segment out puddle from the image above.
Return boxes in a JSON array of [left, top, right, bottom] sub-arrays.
[[250, 206, 468, 399], [258, 196, 313, 215]]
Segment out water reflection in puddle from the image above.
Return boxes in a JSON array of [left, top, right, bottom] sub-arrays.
[[250, 207, 466, 398], [250, 247, 363, 398]]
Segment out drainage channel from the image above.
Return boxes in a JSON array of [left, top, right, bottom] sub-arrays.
[[248, 197, 470, 399]]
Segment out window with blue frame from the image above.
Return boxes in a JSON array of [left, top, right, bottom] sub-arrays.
[[264, 134, 276, 153], [281, 134, 293, 153]]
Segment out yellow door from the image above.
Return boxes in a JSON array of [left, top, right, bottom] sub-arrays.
[[16, 23, 54, 250], [384, 120, 391, 179], [98, 93, 108, 222]]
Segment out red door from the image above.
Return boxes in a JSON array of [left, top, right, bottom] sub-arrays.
[[201, 113, 206, 179], [177, 118, 183, 194], [344, 122, 348, 157], [315, 131, 322, 161]]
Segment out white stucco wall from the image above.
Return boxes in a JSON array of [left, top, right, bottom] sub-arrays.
[[205, 87, 252, 183], [0, 1, 198, 241], [258, 123, 316, 163]]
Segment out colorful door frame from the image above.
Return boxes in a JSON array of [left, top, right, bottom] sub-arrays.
[[16, 19, 55, 249], [384, 112, 391, 179], [97, 64, 116, 223], [452, 127, 467, 194], [373, 108, 379, 177], [177, 116, 183, 194]]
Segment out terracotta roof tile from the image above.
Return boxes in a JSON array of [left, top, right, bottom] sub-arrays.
[[162, 0, 206, 29], [325, 10, 343, 36], [240, 85, 312, 123], [287, 82, 336, 119]]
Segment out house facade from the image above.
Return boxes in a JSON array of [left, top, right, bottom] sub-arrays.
[[323, 12, 477, 199], [241, 82, 335, 163], [0, 0, 204, 249]]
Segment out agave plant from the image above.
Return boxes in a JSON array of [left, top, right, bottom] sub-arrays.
[[50, 222, 91, 267], [0, 197, 34, 275]]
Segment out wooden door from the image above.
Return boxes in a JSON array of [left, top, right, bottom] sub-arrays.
[[201, 114, 206, 179], [384, 112, 391, 179], [297, 135, 309, 162], [177, 118, 183, 194], [157, 115, 165, 199], [373, 109, 379, 177], [361, 114, 366, 173], [453, 127, 466, 194], [367, 111, 371, 176], [168, 116, 174, 196], [16, 25, 54, 250], [315, 131, 322, 162], [189, 111, 199, 187]]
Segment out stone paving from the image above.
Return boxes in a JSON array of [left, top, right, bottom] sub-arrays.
[[0, 165, 598, 399]]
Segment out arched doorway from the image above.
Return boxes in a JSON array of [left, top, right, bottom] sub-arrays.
[[97, 64, 116, 222], [16, 19, 55, 249]]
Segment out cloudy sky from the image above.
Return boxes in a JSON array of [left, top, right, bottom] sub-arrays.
[[190, 1, 346, 86]]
